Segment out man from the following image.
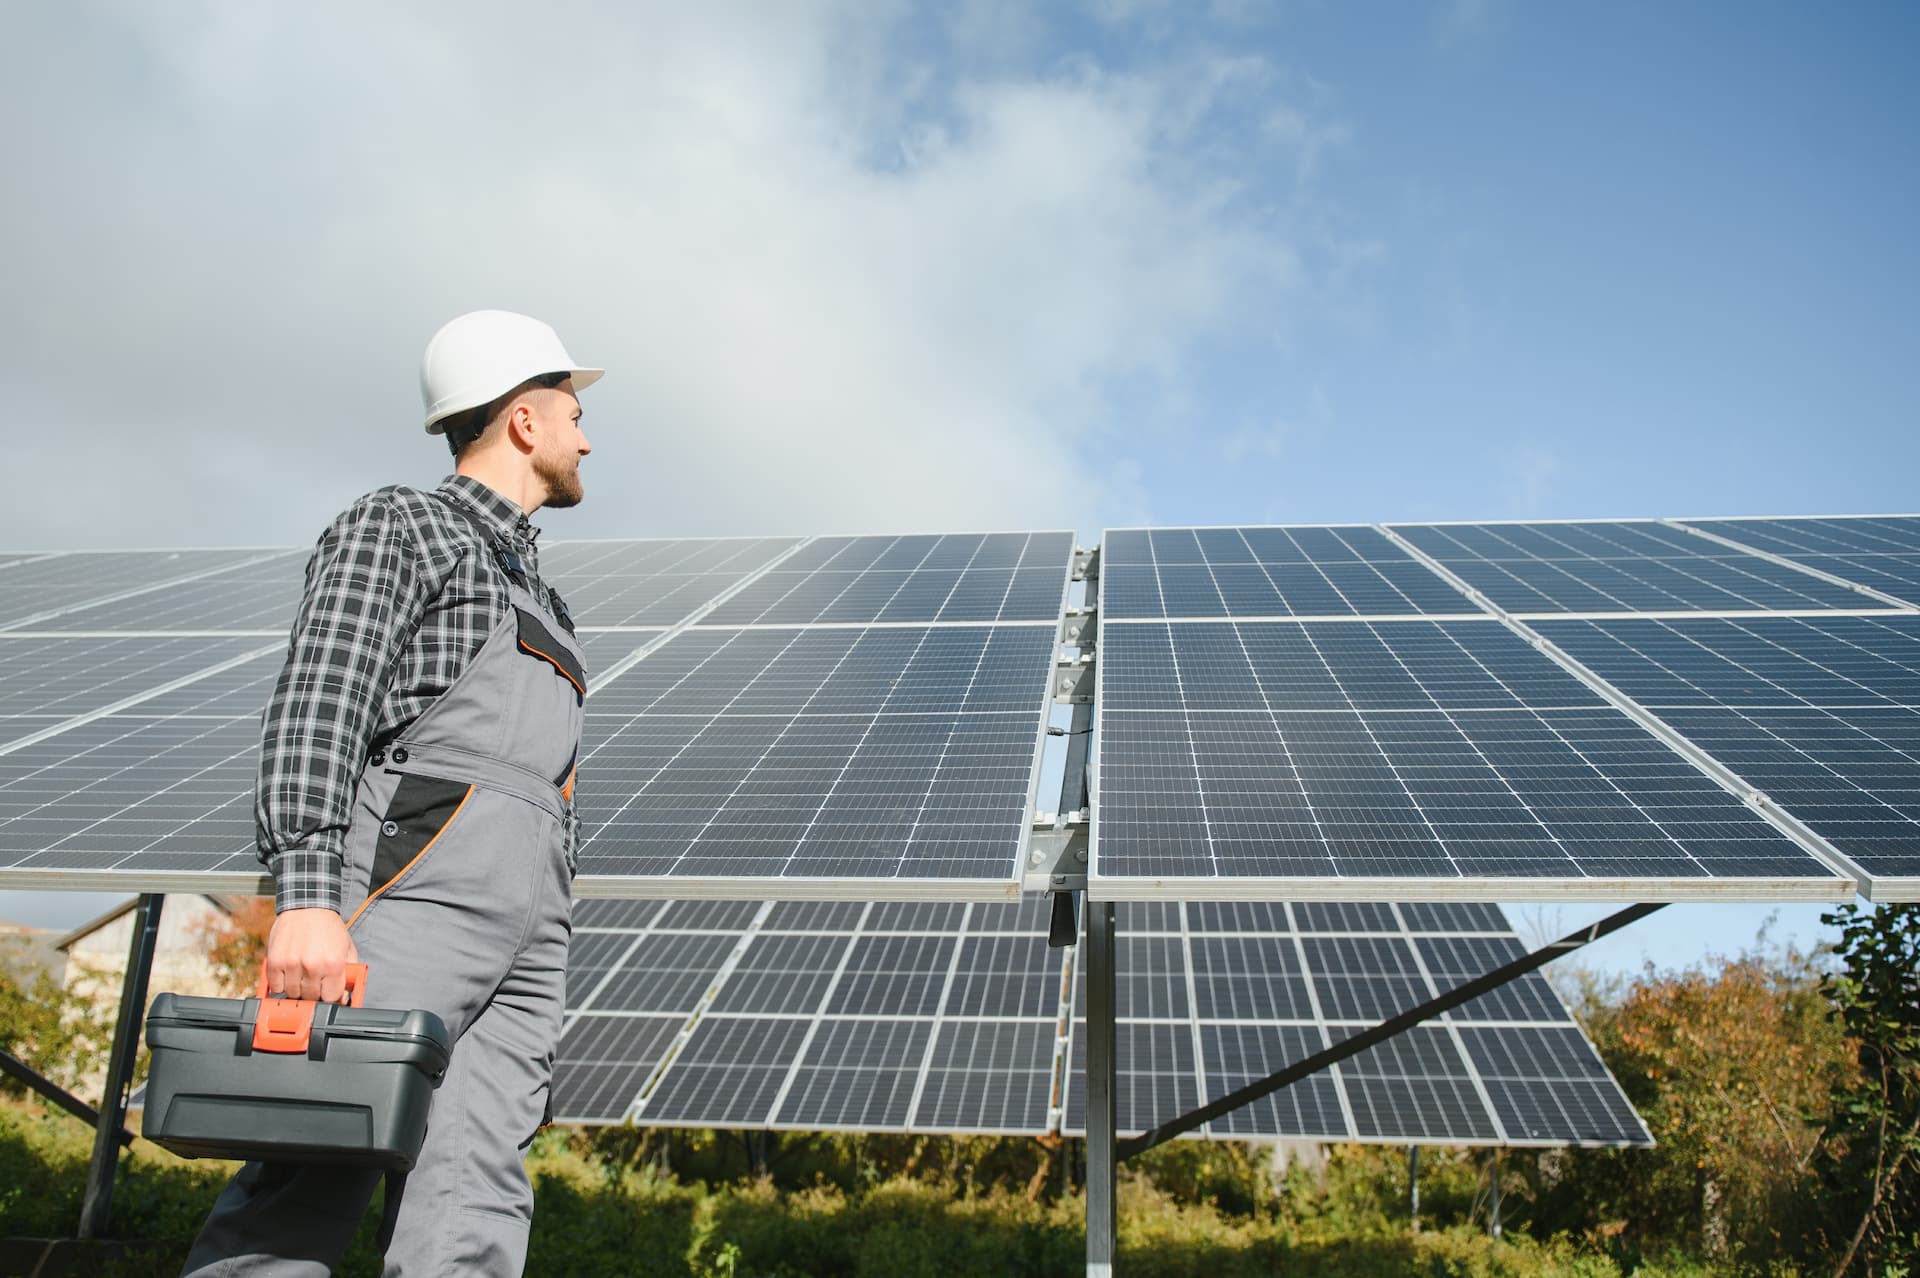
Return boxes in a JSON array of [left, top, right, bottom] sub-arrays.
[[185, 310, 600, 1276]]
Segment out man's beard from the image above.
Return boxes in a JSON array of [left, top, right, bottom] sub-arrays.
[[536, 453, 584, 508]]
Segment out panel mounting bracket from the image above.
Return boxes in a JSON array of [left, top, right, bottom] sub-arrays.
[[1053, 658, 1095, 703], [1024, 811, 1088, 892], [1060, 607, 1097, 648]]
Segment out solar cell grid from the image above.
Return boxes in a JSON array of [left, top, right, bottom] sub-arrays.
[[574, 620, 1057, 892], [1053, 901, 1645, 1144], [776, 1019, 931, 1128], [700, 532, 1072, 626], [1415, 936, 1566, 1021], [1101, 525, 1471, 619], [0, 548, 288, 629], [943, 934, 1060, 1018], [1199, 1024, 1346, 1138], [1094, 618, 1838, 897], [41, 558, 306, 632], [542, 536, 801, 627], [639, 1016, 812, 1126], [917, 1020, 1057, 1132], [1685, 516, 1920, 556], [1538, 614, 1920, 894], [709, 931, 845, 1014], [827, 934, 953, 1016], [587, 932, 738, 1013], [0, 714, 261, 883], [578, 630, 660, 673], [1391, 520, 1869, 614], [1336, 1027, 1497, 1142], [551, 896, 1641, 1142], [1459, 1026, 1649, 1144], [552, 1014, 686, 1123], [0, 636, 272, 721]]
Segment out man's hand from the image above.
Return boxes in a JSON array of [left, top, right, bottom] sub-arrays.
[[264, 907, 360, 1003]]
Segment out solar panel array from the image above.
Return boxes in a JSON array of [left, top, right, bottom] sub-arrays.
[[0, 528, 1073, 899], [1094, 518, 1920, 902], [556, 896, 1646, 1146], [10, 511, 1920, 1157]]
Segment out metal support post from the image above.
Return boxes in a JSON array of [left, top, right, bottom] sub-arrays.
[[78, 893, 164, 1240], [1084, 898, 1117, 1277], [1408, 1145, 1420, 1232], [1488, 1150, 1503, 1240]]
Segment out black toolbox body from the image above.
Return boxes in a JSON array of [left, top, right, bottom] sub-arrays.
[[144, 992, 452, 1170]]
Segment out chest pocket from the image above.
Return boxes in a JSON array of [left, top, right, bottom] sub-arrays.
[[515, 606, 586, 702]]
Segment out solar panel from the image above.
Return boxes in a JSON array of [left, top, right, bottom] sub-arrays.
[[555, 896, 1640, 1145], [0, 715, 261, 885], [558, 896, 1068, 1132], [37, 557, 306, 633], [1101, 526, 1473, 620], [573, 614, 1065, 895], [1681, 516, 1920, 608], [0, 636, 275, 721], [1537, 613, 1920, 897], [1057, 900, 1647, 1146], [698, 533, 1073, 626], [542, 536, 803, 626], [1390, 520, 1869, 614], [1091, 613, 1848, 899], [0, 548, 295, 630]]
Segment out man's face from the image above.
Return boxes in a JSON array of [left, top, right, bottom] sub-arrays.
[[527, 380, 591, 508]]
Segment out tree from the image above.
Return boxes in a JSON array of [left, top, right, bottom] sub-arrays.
[[1555, 948, 1857, 1264], [1821, 904, 1920, 1276], [0, 938, 110, 1095]]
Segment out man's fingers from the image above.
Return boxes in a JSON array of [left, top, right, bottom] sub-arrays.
[[264, 907, 353, 1002]]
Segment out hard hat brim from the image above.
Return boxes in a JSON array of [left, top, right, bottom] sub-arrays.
[[423, 367, 604, 434]]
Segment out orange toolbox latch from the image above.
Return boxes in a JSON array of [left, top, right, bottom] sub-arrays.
[[251, 963, 367, 1054]]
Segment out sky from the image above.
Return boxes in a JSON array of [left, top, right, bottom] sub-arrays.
[[1, 1, 1916, 976]]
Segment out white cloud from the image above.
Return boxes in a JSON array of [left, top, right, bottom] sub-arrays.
[[1494, 441, 1562, 513], [0, 2, 1331, 549]]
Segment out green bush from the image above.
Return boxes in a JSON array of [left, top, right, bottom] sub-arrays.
[[3, 1097, 1771, 1277]]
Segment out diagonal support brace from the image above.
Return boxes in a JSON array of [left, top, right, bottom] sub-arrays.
[[1116, 901, 1666, 1161], [0, 1048, 134, 1147]]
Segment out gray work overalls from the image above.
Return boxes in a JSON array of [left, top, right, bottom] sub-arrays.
[[186, 505, 586, 1277]]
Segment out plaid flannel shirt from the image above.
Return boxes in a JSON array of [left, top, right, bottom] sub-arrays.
[[256, 475, 559, 913]]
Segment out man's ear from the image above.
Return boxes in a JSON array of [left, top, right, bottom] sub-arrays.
[[504, 397, 540, 453]]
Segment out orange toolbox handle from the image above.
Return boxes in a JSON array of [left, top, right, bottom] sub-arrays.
[[252, 963, 367, 1054]]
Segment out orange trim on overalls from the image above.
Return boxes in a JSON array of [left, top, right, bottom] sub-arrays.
[[518, 637, 587, 697], [561, 767, 576, 803], [345, 785, 476, 928]]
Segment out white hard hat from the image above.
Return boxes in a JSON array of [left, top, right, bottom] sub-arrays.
[[419, 310, 604, 434]]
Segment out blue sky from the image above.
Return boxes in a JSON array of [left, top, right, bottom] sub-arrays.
[[1, 1, 1915, 975]]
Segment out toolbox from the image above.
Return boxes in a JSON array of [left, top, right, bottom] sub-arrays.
[[143, 965, 452, 1170]]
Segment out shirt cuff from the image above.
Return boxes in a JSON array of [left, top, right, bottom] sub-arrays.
[[267, 849, 345, 915]]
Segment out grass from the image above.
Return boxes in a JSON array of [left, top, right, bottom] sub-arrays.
[[0, 1097, 1772, 1276]]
